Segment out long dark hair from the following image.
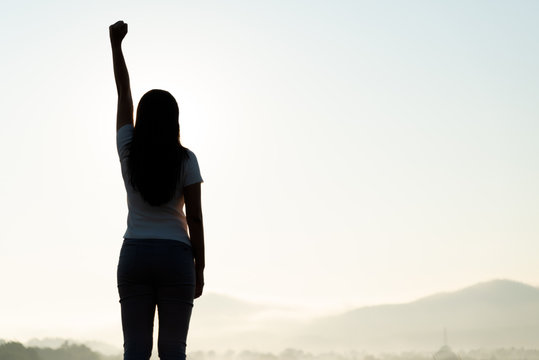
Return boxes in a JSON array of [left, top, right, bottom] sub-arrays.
[[127, 89, 188, 206]]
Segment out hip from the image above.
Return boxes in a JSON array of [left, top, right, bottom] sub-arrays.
[[117, 238, 195, 286]]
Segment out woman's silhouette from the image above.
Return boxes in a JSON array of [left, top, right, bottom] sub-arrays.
[[110, 20, 205, 360]]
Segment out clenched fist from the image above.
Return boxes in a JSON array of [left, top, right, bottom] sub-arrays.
[[110, 20, 128, 46]]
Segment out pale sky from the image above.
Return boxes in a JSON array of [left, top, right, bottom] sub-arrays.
[[1, 0, 538, 346]]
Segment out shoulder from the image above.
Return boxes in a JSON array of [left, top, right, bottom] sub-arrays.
[[182, 148, 201, 166], [116, 124, 135, 132], [117, 124, 134, 160], [182, 147, 203, 185], [117, 123, 134, 133], [117, 123, 134, 143], [184, 148, 197, 159]]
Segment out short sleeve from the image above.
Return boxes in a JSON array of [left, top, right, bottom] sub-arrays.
[[117, 124, 134, 161], [183, 149, 203, 187]]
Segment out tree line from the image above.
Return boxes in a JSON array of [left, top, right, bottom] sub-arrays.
[[2, 342, 539, 360], [0, 341, 121, 360]]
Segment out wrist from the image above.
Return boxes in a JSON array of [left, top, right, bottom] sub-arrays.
[[110, 39, 123, 49]]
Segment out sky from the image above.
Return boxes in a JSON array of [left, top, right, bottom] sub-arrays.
[[1, 0, 539, 347]]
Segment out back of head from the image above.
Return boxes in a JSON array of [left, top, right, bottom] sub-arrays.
[[128, 89, 188, 206], [134, 89, 180, 143]]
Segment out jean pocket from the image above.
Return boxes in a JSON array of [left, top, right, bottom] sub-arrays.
[[163, 245, 195, 283]]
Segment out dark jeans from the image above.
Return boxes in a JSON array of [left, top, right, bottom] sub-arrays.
[[117, 238, 195, 360]]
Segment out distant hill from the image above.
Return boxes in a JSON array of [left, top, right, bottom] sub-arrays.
[[16, 279, 539, 353], [189, 279, 539, 352], [295, 279, 539, 351]]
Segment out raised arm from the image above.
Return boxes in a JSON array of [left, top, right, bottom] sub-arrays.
[[110, 21, 133, 131], [184, 182, 205, 298]]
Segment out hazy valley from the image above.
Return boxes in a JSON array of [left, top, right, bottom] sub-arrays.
[[3, 279, 539, 358]]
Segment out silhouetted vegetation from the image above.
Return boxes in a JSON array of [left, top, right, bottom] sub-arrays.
[[0, 341, 121, 360], [2, 342, 539, 360]]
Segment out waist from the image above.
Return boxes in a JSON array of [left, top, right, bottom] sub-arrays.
[[123, 238, 192, 248]]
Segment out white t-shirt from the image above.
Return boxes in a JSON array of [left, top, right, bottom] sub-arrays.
[[117, 124, 203, 245]]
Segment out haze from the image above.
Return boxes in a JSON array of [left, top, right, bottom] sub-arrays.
[[1, 0, 538, 348]]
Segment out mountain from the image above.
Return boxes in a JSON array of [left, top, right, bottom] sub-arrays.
[[186, 279, 539, 352], [295, 279, 539, 352], [16, 279, 539, 353]]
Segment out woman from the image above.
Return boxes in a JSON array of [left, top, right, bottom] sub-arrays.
[[110, 20, 205, 360]]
